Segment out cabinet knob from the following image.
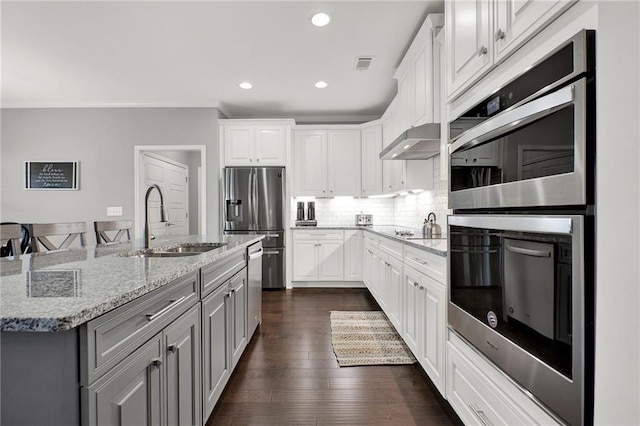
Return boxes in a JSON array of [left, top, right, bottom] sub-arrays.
[[495, 29, 505, 41], [413, 281, 419, 287], [151, 358, 162, 368], [167, 344, 177, 353], [473, 158, 477, 162], [256, 158, 260, 162], [465, 158, 469, 163], [363, 189, 366, 193], [478, 45, 488, 55], [323, 190, 326, 193], [249, 158, 253, 162], [401, 181, 404, 185]]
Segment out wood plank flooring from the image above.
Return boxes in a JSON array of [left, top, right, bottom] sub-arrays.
[[206, 288, 461, 426]]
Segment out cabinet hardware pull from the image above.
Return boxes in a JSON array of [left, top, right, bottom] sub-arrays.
[[265, 234, 280, 238], [151, 358, 162, 368], [505, 245, 551, 258], [468, 404, 492, 426], [230, 288, 236, 294], [256, 158, 260, 162], [263, 251, 280, 255], [412, 257, 428, 265], [495, 29, 505, 41], [413, 281, 419, 287], [478, 45, 488, 55], [167, 344, 177, 353], [146, 296, 187, 322]]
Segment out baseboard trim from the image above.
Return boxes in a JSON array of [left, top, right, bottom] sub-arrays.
[[291, 281, 365, 288]]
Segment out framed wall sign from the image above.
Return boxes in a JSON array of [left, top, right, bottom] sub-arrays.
[[25, 161, 79, 190]]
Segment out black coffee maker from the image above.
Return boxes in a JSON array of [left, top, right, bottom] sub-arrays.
[[307, 202, 316, 220], [296, 202, 305, 220]]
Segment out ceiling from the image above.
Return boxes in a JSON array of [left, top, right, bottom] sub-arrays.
[[1, 1, 444, 123]]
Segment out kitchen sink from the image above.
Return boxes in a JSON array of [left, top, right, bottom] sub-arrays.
[[119, 242, 227, 258]]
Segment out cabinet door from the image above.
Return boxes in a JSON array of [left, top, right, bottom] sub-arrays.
[[202, 284, 230, 418], [224, 125, 254, 166], [229, 270, 248, 368], [446, 0, 492, 99], [386, 256, 403, 333], [364, 247, 379, 297], [292, 239, 318, 281], [165, 304, 202, 426], [420, 277, 446, 394], [383, 159, 406, 193], [412, 43, 430, 126], [361, 125, 383, 196], [87, 335, 163, 426], [396, 72, 412, 134], [317, 239, 344, 281], [403, 268, 422, 356], [495, 0, 574, 61], [376, 255, 389, 310], [327, 130, 361, 196], [294, 130, 327, 197], [255, 125, 286, 165], [343, 230, 363, 281], [472, 142, 501, 166]]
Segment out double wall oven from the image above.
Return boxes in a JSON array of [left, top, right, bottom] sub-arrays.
[[448, 30, 595, 426]]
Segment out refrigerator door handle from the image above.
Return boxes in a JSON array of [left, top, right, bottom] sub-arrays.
[[252, 168, 259, 230]]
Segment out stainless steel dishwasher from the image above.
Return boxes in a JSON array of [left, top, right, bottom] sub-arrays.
[[247, 241, 263, 338]]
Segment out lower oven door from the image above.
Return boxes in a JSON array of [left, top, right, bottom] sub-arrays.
[[448, 214, 586, 426]]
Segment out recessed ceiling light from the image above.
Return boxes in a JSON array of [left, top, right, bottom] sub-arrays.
[[315, 81, 328, 89], [239, 82, 252, 89], [311, 12, 331, 27]]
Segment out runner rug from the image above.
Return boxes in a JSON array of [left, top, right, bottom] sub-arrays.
[[329, 311, 416, 367]]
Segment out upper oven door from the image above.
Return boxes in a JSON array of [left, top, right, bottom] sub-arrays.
[[449, 77, 593, 210]]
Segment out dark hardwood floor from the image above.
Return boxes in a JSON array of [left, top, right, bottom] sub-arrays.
[[206, 288, 461, 426]]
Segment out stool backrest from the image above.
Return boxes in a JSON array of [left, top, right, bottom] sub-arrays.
[[0, 224, 23, 258], [29, 222, 87, 252], [94, 220, 132, 245]]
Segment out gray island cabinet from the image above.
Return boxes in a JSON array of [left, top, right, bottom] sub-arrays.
[[0, 235, 260, 426]]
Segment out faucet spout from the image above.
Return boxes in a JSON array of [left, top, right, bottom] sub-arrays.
[[144, 184, 169, 249]]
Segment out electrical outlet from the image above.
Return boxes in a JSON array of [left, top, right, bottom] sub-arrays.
[[107, 206, 123, 216]]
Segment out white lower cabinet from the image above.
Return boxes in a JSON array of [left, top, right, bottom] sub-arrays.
[[447, 332, 560, 425], [404, 265, 446, 394], [292, 230, 344, 281], [344, 230, 363, 281], [363, 236, 380, 298], [377, 239, 404, 332]]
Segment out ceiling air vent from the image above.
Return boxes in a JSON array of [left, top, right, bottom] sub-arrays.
[[354, 56, 374, 71]]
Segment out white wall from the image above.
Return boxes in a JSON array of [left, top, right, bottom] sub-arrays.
[[594, 1, 640, 424], [0, 107, 224, 244]]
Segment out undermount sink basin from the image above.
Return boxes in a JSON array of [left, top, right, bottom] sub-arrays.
[[120, 242, 227, 258]]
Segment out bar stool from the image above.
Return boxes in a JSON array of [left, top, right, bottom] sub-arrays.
[[94, 220, 132, 245], [28, 222, 87, 252], [0, 223, 23, 258]]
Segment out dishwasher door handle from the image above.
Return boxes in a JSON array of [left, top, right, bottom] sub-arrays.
[[249, 248, 264, 260]]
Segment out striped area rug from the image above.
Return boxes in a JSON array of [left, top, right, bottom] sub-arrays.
[[330, 311, 416, 367]]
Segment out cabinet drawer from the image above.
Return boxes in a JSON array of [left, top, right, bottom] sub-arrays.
[[447, 341, 530, 426], [379, 238, 403, 261], [404, 245, 446, 283], [81, 272, 198, 385], [293, 230, 343, 240], [201, 251, 246, 297]]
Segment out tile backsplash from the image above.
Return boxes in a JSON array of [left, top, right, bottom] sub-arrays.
[[291, 155, 452, 229]]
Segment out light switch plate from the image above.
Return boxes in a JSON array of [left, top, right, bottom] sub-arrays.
[[107, 206, 123, 216]]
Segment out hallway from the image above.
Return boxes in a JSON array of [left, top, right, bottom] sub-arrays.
[[207, 288, 459, 425]]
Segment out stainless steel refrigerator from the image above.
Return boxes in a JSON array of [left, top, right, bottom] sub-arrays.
[[223, 167, 285, 289]]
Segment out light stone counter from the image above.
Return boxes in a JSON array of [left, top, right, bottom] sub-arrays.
[[291, 225, 447, 257], [0, 234, 262, 332]]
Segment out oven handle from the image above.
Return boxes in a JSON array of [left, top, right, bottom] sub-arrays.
[[449, 215, 573, 235], [505, 245, 551, 258], [449, 82, 577, 155]]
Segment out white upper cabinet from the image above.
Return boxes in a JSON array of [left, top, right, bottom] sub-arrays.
[[446, 0, 576, 100], [221, 120, 290, 166], [445, 0, 493, 100], [361, 124, 383, 196], [294, 130, 327, 197], [327, 130, 361, 196], [383, 14, 443, 147], [294, 128, 361, 197]]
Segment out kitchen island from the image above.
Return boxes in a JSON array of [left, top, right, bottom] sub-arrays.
[[0, 234, 263, 426]]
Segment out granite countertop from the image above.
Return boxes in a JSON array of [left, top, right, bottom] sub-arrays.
[[292, 225, 447, 257], [0, 234, 263, 332]]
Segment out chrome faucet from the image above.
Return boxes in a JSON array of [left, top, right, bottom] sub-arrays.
[[144, 184, 169, 249]]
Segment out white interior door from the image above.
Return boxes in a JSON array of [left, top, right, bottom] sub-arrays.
[[143, 153, 189, 237]]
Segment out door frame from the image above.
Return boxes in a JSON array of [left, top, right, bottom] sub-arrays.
[[134, 145, 207, 239]]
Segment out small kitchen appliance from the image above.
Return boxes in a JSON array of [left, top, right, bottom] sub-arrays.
[[355, 213, 373, 227], [306, 202, 316, 220], [296, 202, 305, 221]]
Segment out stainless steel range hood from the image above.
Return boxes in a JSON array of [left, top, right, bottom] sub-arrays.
[[379, 123, 441, 160]]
